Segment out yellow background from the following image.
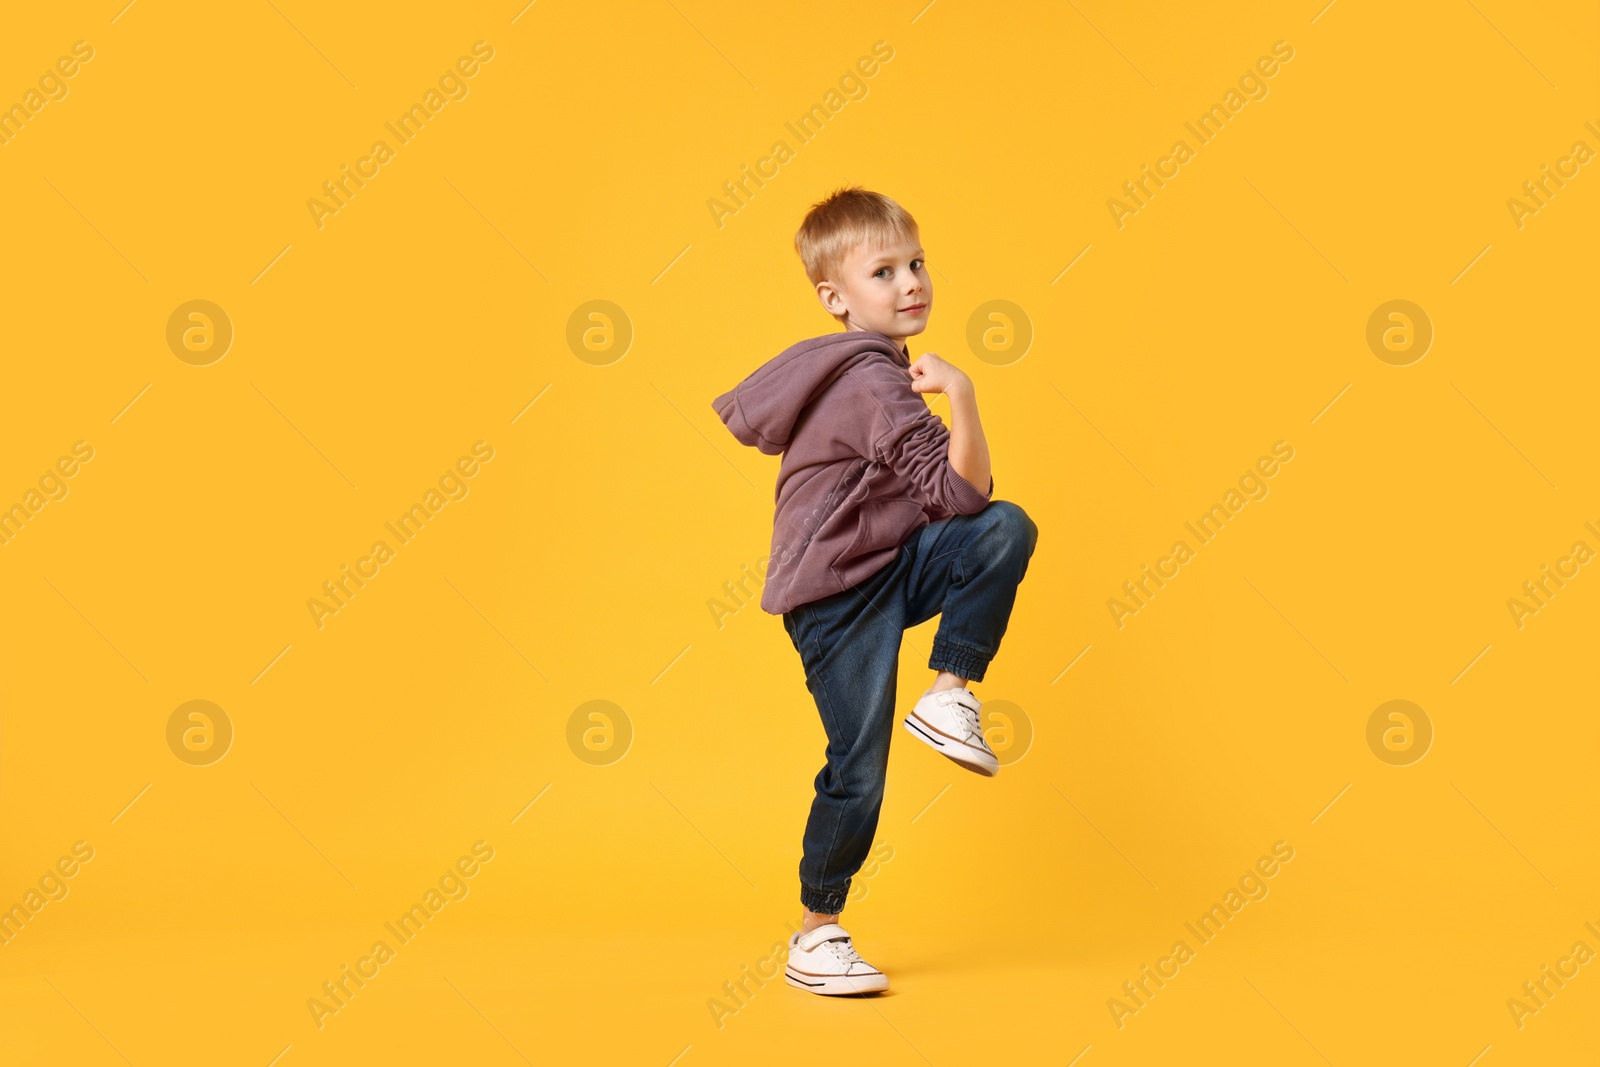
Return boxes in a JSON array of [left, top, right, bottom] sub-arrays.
[[1, 1, 1595, 1064]]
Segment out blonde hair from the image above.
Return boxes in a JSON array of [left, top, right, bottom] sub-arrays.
[[794, 186, 919, 316]]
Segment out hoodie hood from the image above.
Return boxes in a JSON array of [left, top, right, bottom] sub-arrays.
[[712, 331, 910, 456]]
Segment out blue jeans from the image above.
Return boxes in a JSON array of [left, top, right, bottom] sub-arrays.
[[781, 500, 1039, 915]]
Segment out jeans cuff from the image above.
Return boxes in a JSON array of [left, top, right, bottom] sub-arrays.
[[930, 638, 991, 684], [800, 881, 850, 915]]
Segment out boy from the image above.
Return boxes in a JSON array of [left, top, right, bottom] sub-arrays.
[[711, 186, 1038, 995]]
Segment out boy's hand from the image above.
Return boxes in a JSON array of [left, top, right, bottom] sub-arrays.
[[908, 352, 973, 397]]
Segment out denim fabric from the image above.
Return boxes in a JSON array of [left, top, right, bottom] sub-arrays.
[[781, 500, 1038, 915]]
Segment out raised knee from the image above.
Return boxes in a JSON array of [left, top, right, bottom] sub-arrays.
[[987, 500, 1038, 556]]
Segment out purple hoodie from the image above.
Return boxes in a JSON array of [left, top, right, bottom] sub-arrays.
[[712, 330, 993, 615]]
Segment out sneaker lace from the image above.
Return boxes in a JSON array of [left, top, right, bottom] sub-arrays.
[[827, 938, 865, 970], [950, 695, 982, 740]]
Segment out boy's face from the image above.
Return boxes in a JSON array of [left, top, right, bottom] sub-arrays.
[[815, 234, 931, 348]]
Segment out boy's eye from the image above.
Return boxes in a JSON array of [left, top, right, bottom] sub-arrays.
[[874, 259, 923, 278]]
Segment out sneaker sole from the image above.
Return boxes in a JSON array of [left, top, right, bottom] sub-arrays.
[[902, 713, 999, 776], [785, 967, 890, 995]]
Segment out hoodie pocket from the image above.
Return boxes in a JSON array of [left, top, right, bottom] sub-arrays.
[[839, 498, 925, 564]]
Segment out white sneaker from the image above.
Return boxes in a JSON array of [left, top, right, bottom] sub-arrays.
[[903, 687, 999, 776], [784, 923, 889, 995]]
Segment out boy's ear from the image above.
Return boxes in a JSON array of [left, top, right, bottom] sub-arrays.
[[815, 280, 844, 316]]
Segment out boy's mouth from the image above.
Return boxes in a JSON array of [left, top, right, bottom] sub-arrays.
[[897, 303, 926, 315]]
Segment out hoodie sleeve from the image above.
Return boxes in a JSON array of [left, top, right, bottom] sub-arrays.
[[842, 360, 993, 520]]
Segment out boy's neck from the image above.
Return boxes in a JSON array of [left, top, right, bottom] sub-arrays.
[[844, 327, 908, 358]]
